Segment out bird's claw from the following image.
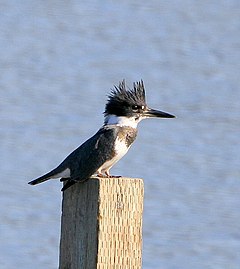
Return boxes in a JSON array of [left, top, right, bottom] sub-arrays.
[[97, 174, 122, 178]]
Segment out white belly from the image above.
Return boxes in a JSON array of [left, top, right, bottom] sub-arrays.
[[97, 137, 129, 175]]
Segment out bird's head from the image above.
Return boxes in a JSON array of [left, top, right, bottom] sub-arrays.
[[104, 80, 175, 128]]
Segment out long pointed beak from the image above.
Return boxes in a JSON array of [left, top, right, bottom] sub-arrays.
[[143, 107, 175, 118]]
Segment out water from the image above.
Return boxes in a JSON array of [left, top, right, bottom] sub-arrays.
[[1, 1, 240, 268]]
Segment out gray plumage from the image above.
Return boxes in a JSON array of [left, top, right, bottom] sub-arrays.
[[28, 80, 175, 191], [29, 125, 137, 191]]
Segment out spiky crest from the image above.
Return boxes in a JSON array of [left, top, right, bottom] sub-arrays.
[[104, 80, 146, 117]]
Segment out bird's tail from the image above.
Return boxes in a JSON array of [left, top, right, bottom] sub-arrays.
[[28, 174, 52, 185], [28, 175, 51, 185], [28, 168, 61, 185]]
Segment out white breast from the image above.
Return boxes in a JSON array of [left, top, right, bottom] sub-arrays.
[[97, 137, 129, 175], [114, 136, 129, 159]]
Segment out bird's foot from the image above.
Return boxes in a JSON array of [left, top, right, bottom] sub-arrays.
[[96, 173, 122, 178], [104, 171, 122, 178], [107, 175, 122, 178], [96, 173, 108, 178]]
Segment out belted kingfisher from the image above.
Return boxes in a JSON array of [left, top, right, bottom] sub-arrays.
[[28, 80, 175, 191]]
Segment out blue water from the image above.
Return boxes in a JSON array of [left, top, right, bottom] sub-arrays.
[[1, 1, 240, 268]]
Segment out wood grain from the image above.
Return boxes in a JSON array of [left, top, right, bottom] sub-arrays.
[[59, 177, 144, 269]]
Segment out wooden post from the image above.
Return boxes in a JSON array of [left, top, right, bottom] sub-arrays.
[[59, 177, 144, 269]]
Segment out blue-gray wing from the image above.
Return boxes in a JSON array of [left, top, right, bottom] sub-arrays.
[[62, 126, 116, 181]]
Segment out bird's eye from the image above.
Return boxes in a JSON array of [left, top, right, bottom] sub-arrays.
[[132, 105, 139, 111]]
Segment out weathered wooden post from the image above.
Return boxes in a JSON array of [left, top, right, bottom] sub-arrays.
[[59, 177, 144, 269]]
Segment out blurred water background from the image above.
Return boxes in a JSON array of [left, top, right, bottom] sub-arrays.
[[1, 1, 240, 268]]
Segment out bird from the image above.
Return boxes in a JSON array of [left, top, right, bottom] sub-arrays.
[[28, 80, 175, 191]]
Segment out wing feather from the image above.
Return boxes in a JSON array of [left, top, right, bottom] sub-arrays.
[[63, 127, 116, 181]]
